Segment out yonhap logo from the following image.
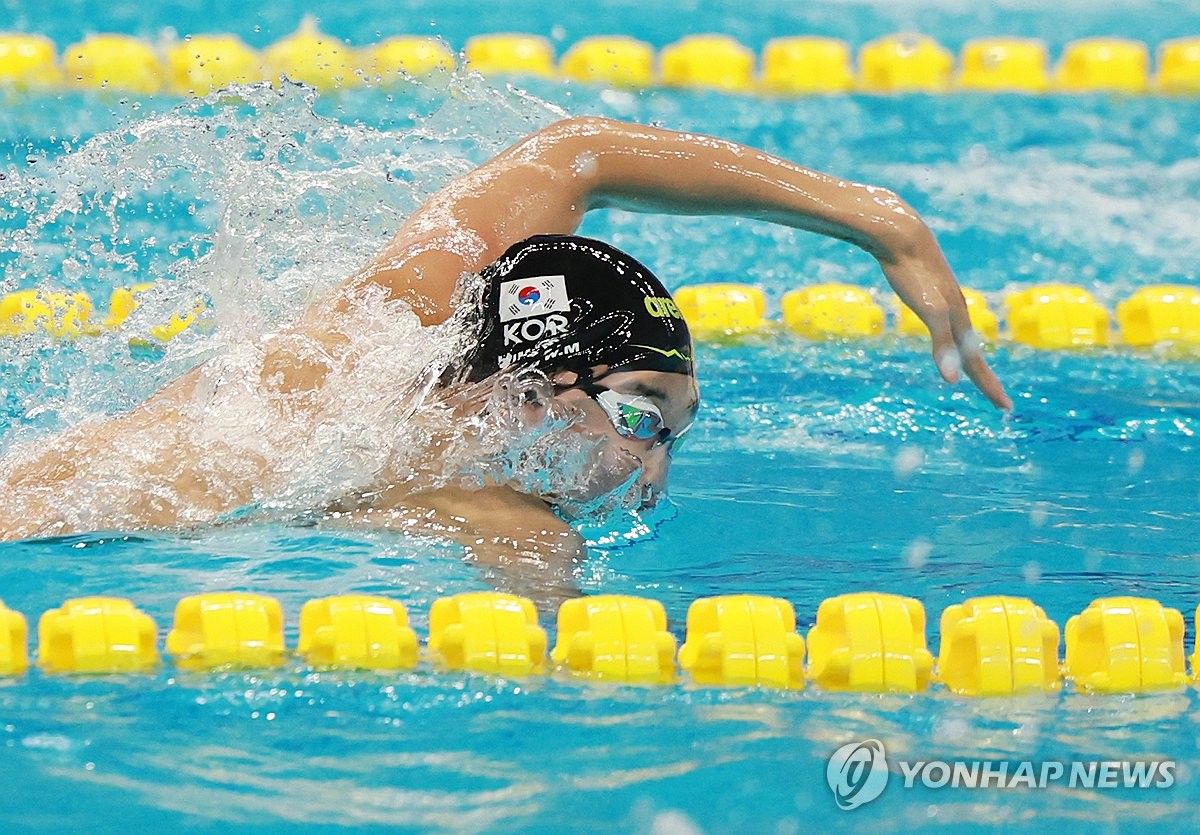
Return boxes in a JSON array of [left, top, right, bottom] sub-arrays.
[[827, 739, 889, 810], [823, 741, 1174, 810]]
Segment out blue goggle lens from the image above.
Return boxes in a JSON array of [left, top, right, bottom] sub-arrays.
[[593, 389, 669, 442]]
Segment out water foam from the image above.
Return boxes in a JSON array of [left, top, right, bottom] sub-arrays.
[[0, 74, 666, 539]]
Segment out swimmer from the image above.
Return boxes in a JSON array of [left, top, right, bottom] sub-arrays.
[[0, 117, 1010, 593]]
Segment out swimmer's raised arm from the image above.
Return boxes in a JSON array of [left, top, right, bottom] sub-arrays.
[[0, 117, 1006, 548], [352, 116, 1010, 409]]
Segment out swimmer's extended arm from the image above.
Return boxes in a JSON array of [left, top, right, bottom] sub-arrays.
[[355, 116, 1010, 409]]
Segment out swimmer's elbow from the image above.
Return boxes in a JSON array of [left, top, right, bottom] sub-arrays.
[[526, 117, 626, 166], [539, 116, 621, 141]]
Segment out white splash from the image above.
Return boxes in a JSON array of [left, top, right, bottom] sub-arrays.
[[0, 74, 613, 537]]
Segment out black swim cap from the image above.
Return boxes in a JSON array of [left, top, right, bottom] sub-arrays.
[[462, 235, 694, 383]]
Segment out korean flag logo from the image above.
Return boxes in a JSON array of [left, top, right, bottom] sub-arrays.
[[499, 275, 571, 322]]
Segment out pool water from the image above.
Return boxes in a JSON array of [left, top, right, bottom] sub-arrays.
[[3, 1, 1200, 831]]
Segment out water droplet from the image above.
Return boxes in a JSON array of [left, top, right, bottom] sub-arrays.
[[904, 537, 933, 569], [936, 716, 969, 741], [650, 810, 703, 835], [1029, 501, 1049, 528], [935, 346, 962, 380], [1022, 561, 1041, 584], [1127, 448, 1145, 475], [966, 143, 989, 166], [893, 445, 925, 480]]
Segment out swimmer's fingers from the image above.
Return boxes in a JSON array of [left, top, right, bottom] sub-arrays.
[[945, 290, 1012, 410], [956, 335, 1012, 411], [924, 292, 1013, 411], [880, 255, 1011, 410]]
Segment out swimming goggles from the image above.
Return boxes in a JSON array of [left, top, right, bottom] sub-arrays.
[[584, 385, 690, 450]]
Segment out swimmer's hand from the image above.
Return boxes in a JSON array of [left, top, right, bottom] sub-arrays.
[[879, 231, 1013, 411]]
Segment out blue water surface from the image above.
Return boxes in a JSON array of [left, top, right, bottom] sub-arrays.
[[2, 1, 1200, 832]]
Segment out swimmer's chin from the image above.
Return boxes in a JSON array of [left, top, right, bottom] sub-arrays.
[[535, 483, 660, 523]]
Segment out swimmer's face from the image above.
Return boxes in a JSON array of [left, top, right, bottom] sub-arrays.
[[552, 369, 699, 512]]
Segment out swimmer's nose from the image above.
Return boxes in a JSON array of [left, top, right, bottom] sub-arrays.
[[638, 445, 671, 501]]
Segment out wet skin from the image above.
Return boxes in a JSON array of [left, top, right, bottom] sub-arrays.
[[328, 368, 698, 607], [0, 115, 1008, 606]]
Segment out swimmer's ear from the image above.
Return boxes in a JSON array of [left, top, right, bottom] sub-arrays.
[[551, 370, 580, 388]]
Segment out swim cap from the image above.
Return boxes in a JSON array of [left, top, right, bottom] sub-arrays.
[[462, 235, 693, 383]]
